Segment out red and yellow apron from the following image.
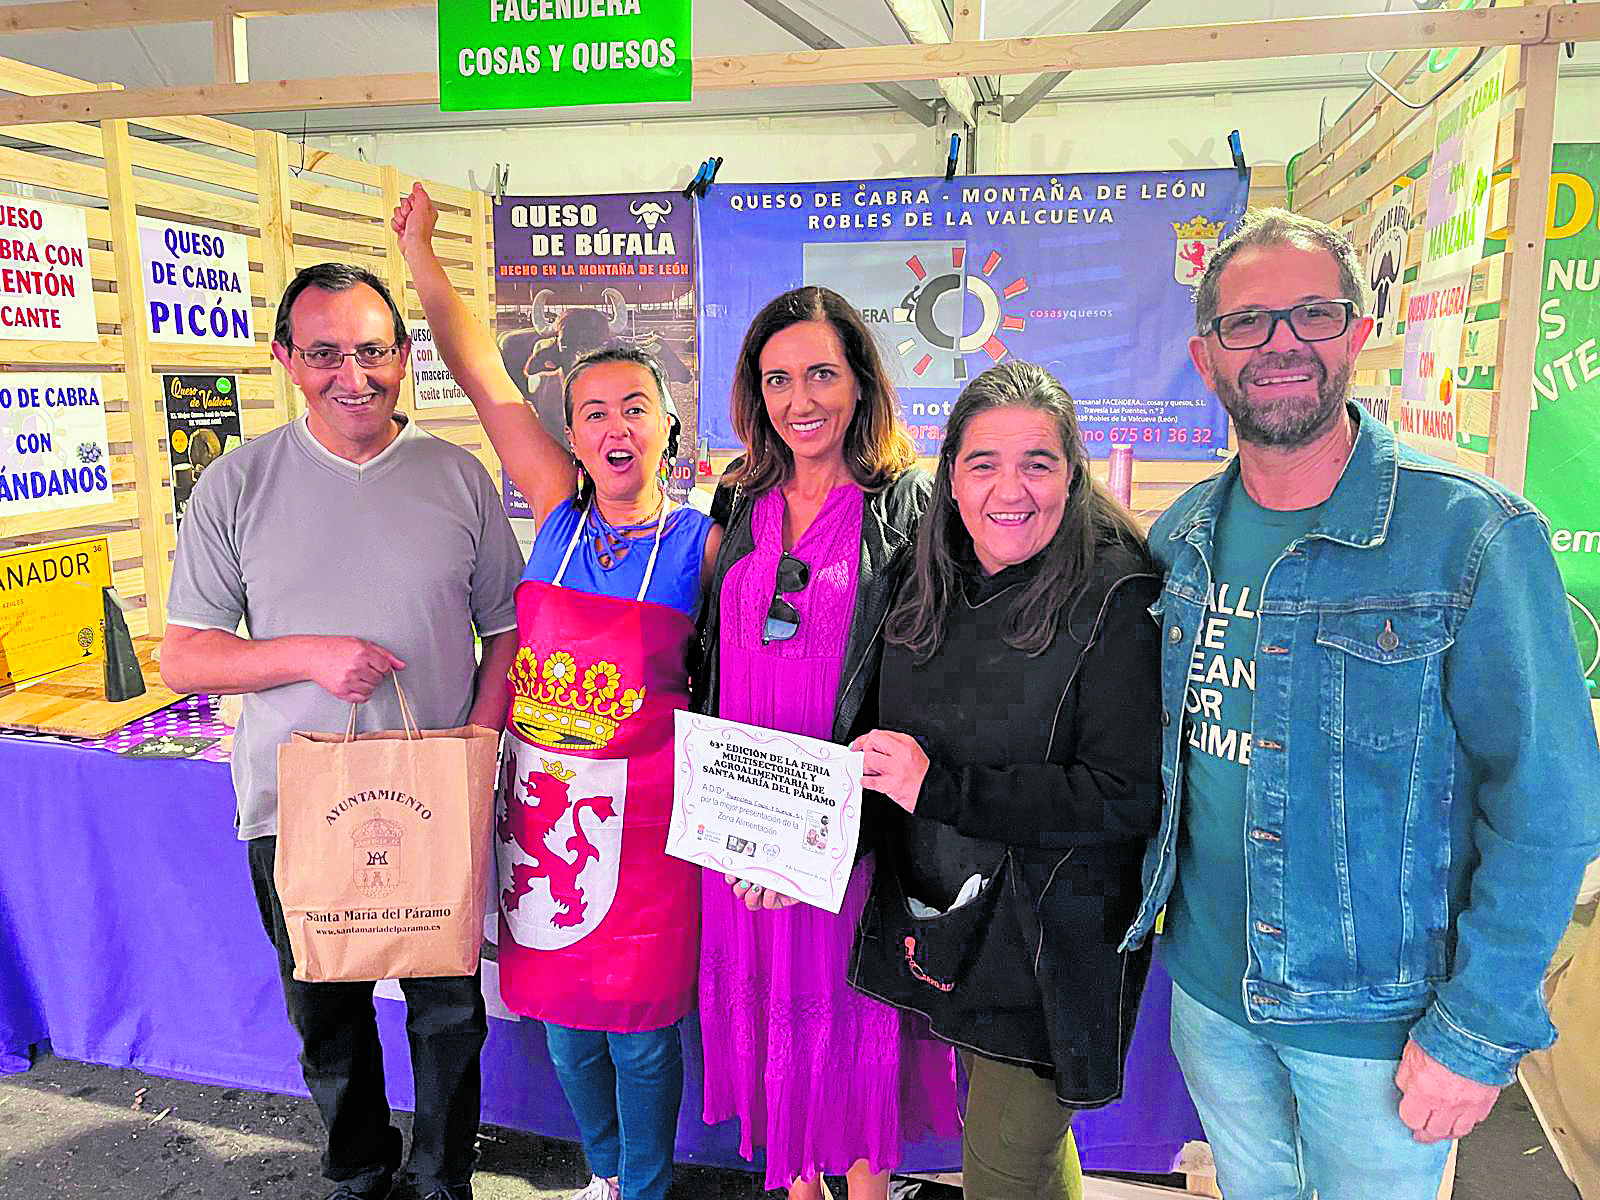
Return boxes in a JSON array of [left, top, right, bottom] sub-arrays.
[[496, 505, 699, 1031]]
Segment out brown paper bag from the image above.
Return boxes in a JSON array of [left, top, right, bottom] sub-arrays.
[[275, 681, 499, 983], [1520, 904, 1600, 1198]]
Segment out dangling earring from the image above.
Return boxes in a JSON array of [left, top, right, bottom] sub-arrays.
[[658, 455, 671, 491], [575, 462, 588, 496]]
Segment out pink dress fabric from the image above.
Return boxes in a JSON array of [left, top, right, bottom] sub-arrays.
[[699, 483, 961, 1188]]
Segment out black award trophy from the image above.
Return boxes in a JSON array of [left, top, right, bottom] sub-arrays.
[[102, 586, 146, 702]]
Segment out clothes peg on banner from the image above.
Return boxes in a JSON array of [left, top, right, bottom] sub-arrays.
[[694, 157, 722, 199], [1228, 130, 1247, 179], [945, 134, 960, 181], [682, 159, 710, 199]]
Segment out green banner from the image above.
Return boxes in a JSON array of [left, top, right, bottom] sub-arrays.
[[438, 0, 691, 113], [1526, 143, 1600, 694]]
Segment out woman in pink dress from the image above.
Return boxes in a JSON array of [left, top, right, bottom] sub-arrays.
[[692, 287, 961, 1199]]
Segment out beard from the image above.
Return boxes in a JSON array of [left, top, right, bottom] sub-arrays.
[[1213, 351, 1352, 449]]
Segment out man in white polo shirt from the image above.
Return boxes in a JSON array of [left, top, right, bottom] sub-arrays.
[[160, 263, 523, 1200]]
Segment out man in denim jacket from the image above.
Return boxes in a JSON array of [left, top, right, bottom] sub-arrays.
[[1122, 208, 1600, 1200]]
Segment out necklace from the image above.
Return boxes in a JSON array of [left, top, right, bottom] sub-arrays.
[[591, 491, 668, 570]]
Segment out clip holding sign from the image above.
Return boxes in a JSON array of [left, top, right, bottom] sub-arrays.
[[682, 159, 710, 199], [945, 134, 960, 181], [698, 156, 724, 198], [1228, 130, 1247, 179]]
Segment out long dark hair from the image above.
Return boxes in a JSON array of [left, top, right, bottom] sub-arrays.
[[886, 360, 1148, 661], [727, 286, 916, 495]]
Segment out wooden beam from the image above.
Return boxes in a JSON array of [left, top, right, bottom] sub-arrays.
[[0, 4, 1582, 125], [253, 129, 298, 424], [951, 0, 983, 44], [0, 0, 426, 35], [213, 12, 248, 84], [1492, 38, 1559, 493], [100, 88, 174, 638], [1551, 1, 1600, 41]]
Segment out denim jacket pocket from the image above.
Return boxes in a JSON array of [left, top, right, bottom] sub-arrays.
[[1315, 608, 1455, 750]]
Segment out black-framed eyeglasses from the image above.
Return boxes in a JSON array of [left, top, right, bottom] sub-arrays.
[[1208, 300, 1356, 350], [763, 553, 810, 645], [289, 342, 404, 370]]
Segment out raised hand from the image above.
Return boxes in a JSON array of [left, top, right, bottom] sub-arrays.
[[391, 181, 439, 261]]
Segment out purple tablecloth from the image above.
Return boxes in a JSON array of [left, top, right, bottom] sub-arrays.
[[0, 735, 1201, 1174]]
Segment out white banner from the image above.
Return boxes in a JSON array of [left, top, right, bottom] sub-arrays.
[[1419, 56, 1503, 283], [138, 218, 255, 346], [409, 319, 472, 410], [0, 373, 113, 516], [1361, 185, 1412, 350], [1399, 270, 1470, 460], [0, 198, 97, 342]]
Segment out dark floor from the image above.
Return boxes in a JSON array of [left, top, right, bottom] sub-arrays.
[[0, 1050, 1580, 1198]]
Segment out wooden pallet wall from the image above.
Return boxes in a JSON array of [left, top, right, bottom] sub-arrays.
[[0, 54, 498, 644], [1286, 15, 1557, 488]]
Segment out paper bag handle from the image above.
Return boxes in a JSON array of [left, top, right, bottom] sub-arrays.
[[343, 674, 422, 742]]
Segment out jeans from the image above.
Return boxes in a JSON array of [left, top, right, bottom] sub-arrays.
[[543, 1022, 683, 1200], [957, 1051, 1077, 1200], [1169, 983, 1453, 1200], [249, 837, 487, 1198]]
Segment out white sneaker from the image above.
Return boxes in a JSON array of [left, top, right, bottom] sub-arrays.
[[569, 1175, 620, 1200]]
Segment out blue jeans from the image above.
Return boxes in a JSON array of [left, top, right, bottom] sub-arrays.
[[1169, 983, 1452, 1200], [543, 1021, 683, 1200]]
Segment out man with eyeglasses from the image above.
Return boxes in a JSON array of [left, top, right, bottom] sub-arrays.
[[160, 262, 523, 1200], [1121, 209, 1600, 1200]]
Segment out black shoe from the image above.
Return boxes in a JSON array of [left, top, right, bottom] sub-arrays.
[[420, 1188, 471, 1200]]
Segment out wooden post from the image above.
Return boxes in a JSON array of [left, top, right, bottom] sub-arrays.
[[254, 129, 297, 423], [469, 188, 492, 329], [213, 12, 248, 83], [951, 0, 983, 43], [1492, 36, 1559, 492], [100, 89, 173, 637], [378, 164, 415, 412]]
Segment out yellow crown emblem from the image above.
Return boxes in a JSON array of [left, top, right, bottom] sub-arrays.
[[541, 758, 575, 782], [1172, 215, 1226, 239], [509, 647, 646, 751]]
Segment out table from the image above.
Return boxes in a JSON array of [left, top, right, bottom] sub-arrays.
[[0, 734, 1202, 1175]]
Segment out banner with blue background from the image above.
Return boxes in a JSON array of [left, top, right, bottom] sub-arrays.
[[696, 170, 1248, 460]]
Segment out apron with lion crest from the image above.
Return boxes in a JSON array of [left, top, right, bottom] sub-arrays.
[[497, 500, 699, 1031]]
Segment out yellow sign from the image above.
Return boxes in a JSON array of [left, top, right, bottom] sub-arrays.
[[0, 536, 111, 690]]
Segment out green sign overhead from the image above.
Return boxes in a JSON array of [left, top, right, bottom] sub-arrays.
[[1525, 144, 1600, 695], [438, 0, 691, 113]]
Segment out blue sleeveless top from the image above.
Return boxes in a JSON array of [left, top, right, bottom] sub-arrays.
[[521, 496, 713, 620]]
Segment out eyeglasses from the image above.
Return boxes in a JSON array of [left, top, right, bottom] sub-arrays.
[[1208, 300, 1356, 350], [762, 553, 810, 644], [289, 342, 404, 370]]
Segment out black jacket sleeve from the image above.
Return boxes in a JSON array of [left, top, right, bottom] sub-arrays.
[[913, 573, 1164, 850]]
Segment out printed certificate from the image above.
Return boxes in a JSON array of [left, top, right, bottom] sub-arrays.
[[668, 711, 863, 913]]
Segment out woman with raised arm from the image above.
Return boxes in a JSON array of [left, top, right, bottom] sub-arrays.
[[693, 286, 960, 1200], [394, 185, 720, 1200]]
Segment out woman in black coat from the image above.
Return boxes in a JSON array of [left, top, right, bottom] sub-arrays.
[[849, 359, 1164, 1200]]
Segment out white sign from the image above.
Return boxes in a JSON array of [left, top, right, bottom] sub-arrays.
[[1420, 57, 1503, 283], [0, 373, 113, 516], [137, 218, 254, 346], [409, 319, 471, 410], [0, 198, 97, 342], [1362, 186, 1412, 350], [1351, 385, 1397, 428], [1399, 270, 1470, 460], [668, 711, 863, 914]]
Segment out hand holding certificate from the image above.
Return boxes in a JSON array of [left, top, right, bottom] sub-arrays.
[[668, 711, 863, 913]]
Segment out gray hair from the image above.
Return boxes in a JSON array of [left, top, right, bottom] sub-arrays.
[[1193, 207, 1364, 334]]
